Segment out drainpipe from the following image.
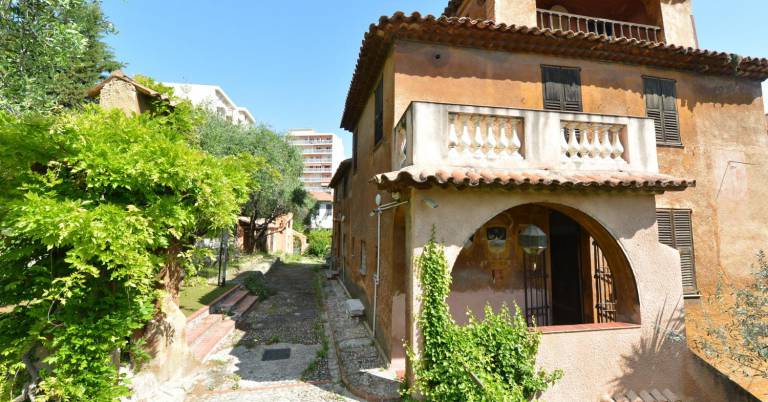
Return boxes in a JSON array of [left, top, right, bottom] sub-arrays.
[[370, 196, 409, 338]]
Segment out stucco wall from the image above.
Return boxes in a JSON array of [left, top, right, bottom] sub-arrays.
[[660, 0, 698, 48], [392, 37, 768, 308], [405, 188, 732, 401]]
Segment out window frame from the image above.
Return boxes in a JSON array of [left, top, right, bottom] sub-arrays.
[[359, 240, 367, 276]]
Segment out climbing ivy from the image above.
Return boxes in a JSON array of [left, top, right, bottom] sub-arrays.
[[0, 107, 255, 400], [406, 229, 562, 401]]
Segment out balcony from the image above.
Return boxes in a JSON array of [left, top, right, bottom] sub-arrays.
[[393, 102, 659, 174], [536, 8, 663, 43]]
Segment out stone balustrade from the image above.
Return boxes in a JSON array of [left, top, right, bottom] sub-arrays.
[[393, 102, 659, 173]]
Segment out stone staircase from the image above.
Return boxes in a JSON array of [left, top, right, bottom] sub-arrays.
[[603, 389, 681, 402], [185, 285, 258, 361]]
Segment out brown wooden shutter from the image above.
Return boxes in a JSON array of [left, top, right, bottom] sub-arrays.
[[660, 79, 681, 144], [562, 68, 582, 112], [543, 66, 564, 111], [644, 77, 680, 145], [656, 209, 698, 295], [374, 80, 384, 145], [644, 78, 665, 143], [543, 66, 582, 112]]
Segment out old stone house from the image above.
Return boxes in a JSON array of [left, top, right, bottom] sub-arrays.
[[330, 0, 768, 400]]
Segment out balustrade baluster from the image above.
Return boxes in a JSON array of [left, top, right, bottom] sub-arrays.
[[510, 119, 522, 161], [473, 116, 485, 159], [498, 119, 510, 160], [590, 125, 602, 159], [567, 123, 580, 161], [486, 117, 498, 160], [578, 123, 592, 160], [610, 126, 624, 161], [460, 114, 472, 158], [448, 114, 459, 158], [600, 126, 612, 160], [560, 123, 571, 161]]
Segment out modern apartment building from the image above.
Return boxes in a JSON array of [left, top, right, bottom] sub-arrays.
[[287, 129, 345, 194], [331, 0, 768, 400], [164, 82, 255, 126]]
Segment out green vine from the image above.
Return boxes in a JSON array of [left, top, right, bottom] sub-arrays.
[[405, 228, 562, 401]]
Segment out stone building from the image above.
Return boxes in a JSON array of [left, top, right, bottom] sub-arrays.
[[87, 70, 174, 115], [331, 0, 768, 400]]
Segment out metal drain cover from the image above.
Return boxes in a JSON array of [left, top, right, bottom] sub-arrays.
[[262, 348, 291, 361]]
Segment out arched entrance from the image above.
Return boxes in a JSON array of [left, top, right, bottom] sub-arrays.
[[447, 203, 640, 328]]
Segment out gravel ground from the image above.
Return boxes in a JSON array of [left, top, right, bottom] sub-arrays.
[[185, 261, 358, 402]]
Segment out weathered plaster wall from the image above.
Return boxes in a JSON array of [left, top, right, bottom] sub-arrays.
[[392, 38, 768, 303], [339, 52, 400, 359], [99, 79, 143, 115], [493, 0, 538, 27], [405, 188, 731, 401], [660, 0, 698, 48]]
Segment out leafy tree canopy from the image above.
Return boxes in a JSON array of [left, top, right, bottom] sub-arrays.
[[0, 106, 256, 400], [196, 110, 314, 251], [0, 0, 122, 114]]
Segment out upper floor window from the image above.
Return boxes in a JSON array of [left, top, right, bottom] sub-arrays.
[[352, 129, 358, 172], [374, 79, 384, 145], [359, 240, 367, 275], [542, 65, 582, 112], [656, 208, 698, 296], [643, 77, 681, 146]]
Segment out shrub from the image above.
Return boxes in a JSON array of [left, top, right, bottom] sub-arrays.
[[0, 107, 253, 400], [406, 229, 562, 401], [306, 229, 332, 257], [243, 272, 275, 300]]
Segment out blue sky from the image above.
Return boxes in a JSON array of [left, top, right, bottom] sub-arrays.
[[102, 1, 768, 158]]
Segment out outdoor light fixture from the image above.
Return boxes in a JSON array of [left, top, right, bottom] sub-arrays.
[[519, 225, 547, 255], [519, 224, 547, 271]]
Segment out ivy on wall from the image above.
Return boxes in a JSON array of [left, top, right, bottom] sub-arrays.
[[406, 228, 562, 401]]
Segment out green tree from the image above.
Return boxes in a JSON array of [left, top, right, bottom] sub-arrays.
[[697, 251, 768, 378], [197, 111, 313, 253], [0, 0, 122, 114], [306, 229, 332, 257], [0, 106, 254, 400]]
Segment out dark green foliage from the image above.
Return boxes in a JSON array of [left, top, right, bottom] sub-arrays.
[[195, 110, 312, 253], [0, 0, 123, 114], [243, 272, 275, 300], [306, 229, 332, 257], [407, 229, 562, 401], [0, 107, 253, 400], [698, 251, 768, 378]]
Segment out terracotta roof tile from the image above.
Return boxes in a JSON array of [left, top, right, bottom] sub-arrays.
[[309, 191, 333, 202], [329, 158, 352, 188], [340, 12, 768, 131], [371, 166, 695, 193]]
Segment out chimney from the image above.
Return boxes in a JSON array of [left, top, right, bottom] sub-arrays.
[[490, 0, 537, 27]]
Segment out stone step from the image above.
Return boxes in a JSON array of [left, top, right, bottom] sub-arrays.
[[186, 284, 242, 326], [186, 314, 225, 345], [215, 287, 248, 314], [230, 294, 258, 318], [191, 318, 236, 361]]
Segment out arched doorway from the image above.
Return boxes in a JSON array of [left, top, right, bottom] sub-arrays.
[[447, 203, 640, 328]]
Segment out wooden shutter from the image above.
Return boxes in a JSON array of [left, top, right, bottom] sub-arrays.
[[543, 66, 564, 110], [656, 209, 698, 294], [644, 77, 680, 145], [542, 66, 582, 112], [660, 79, 681, 144], [374, 80, 384, 145], [644, 78, 665, 143]]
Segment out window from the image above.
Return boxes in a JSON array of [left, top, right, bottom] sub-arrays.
[[656, 209, 698, 295], [542, 65, 582, 112], [359, 240, 367, 275], [352, 129, 358, 172], [644, 77, 681, 146], [374, 79, 384, 145]]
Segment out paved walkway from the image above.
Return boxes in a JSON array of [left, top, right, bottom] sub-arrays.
[[185, 262, 359, 402]]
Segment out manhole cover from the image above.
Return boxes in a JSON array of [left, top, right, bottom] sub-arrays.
[[262, 348, 291, 361]]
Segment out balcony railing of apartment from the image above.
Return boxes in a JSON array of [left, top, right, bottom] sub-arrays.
[[304, 168, 333, 173], [303, 177, 331, 183], [393, 102, 659, 173], [290, 139, 334, 146], [304, 158, 332, 163], [536, 8, 663, 43], [302, 148, 332, 155]]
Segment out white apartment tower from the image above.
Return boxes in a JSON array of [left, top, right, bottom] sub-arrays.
[[164, 82, 255, 126], [287, 129, 345, 194]]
